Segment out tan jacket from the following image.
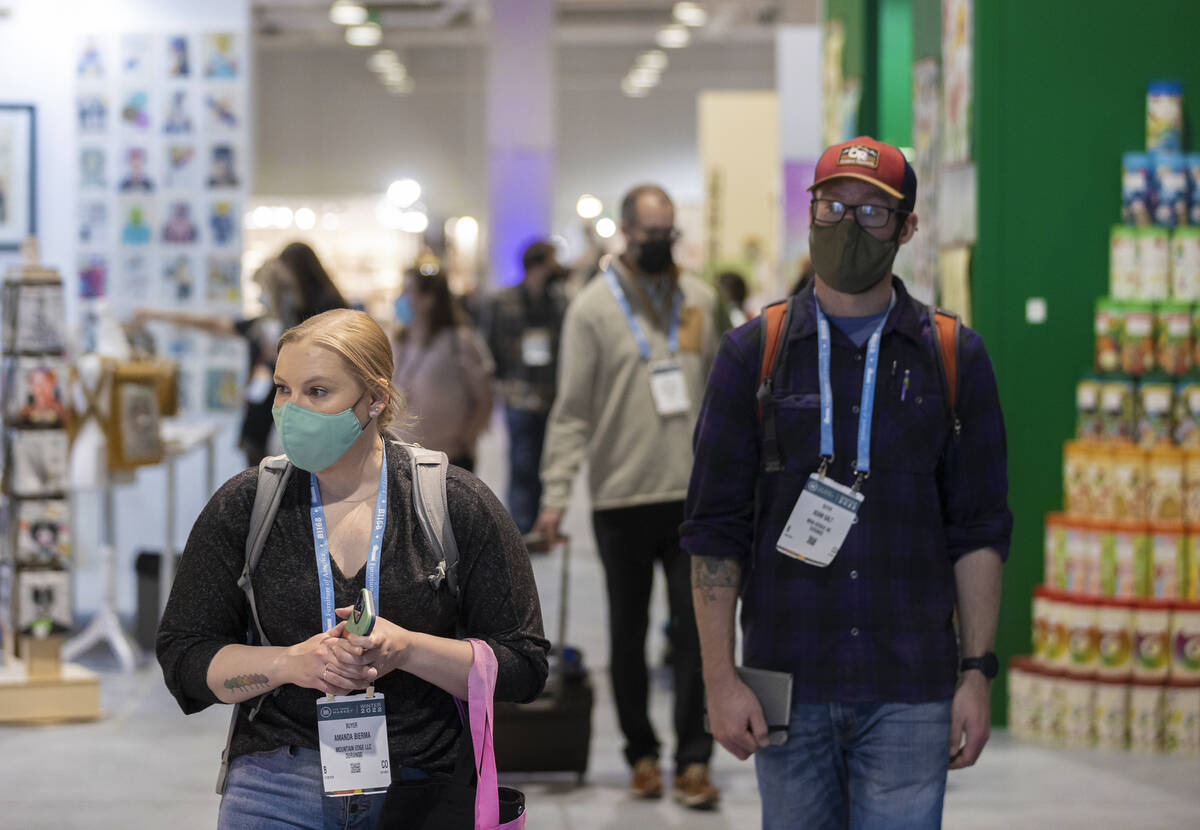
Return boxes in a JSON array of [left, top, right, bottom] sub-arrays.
[[540, 260, 720, 511]]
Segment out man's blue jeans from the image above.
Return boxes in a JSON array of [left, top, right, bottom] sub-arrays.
[[754, 700, 952, 830], [504, 405, 549, 534]]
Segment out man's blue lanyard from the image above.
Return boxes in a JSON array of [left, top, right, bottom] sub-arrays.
[[309, 448, 388, 631], [814, 302, 891, 487], [604, 269, 681, 360]]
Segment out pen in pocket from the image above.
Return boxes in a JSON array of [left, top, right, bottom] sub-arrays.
[[901, 369, 910, 402]]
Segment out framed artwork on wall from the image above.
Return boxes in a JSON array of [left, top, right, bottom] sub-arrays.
[[0, 104, 36, 251]]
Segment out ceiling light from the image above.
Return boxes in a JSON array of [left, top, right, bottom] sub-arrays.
[[387, 178, 421, 208], [251, 205, 272, 228], [621, 77, 649, 98], [629, 67, 660, 88], [656, 24, 690, 49], [270, 206, 294, 229], [294, 207, 316, 230], [382, 64, 408, 84], [321, 212, 341, 230], [346, 22, 381, 47], [399, 211, 429, 234], [595, 218, 617, 238], [386, 77, 415, 95], [673, 2, 708, 27], [329, 1, 368, 26], [455, 216, 479, 244], [637, 50, 669, 71], [576, 194, 603, 220], [368, 49, 401, 73]]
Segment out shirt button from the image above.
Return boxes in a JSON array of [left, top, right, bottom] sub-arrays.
[[854, 353, 863, 362], [916, 396, 924, 405], [851, 404, 860, 414], [850, 627, 860, 637], [850, 569, 858, 580]]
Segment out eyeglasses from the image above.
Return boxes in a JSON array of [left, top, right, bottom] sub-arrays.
[[811, 198, 907, 230]]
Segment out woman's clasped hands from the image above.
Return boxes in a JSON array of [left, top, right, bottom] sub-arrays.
[[286, 607, 413, 697]]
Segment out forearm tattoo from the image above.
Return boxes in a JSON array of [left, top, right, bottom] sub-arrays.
[[691, 556, 741, 602], [224, 673, 270, 692]]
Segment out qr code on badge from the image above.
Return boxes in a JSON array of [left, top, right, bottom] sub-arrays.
[[350, 763, 361, 774]]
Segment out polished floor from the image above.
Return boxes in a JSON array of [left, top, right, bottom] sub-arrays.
[[3, 417, 1200, 829]]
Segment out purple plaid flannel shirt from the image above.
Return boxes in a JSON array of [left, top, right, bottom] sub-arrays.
[[681, 278, 1012, 703]]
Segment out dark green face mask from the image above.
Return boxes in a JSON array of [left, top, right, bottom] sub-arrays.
[[809, 219, 898, 295]]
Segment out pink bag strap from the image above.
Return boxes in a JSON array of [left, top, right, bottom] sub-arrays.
[[466, 638, 500, 830]]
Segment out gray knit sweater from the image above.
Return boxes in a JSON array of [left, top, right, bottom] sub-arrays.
[[156, 442, 549, 773]]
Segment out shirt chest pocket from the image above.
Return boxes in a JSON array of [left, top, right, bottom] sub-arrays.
[[871, 374, 949, 475], [768, 392, 822, 474]]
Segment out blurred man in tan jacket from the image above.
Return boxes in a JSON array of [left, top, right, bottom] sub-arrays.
[[535, 184, 722, 809]]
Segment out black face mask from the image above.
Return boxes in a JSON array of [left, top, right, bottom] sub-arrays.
[[635, 238, 674, 275]]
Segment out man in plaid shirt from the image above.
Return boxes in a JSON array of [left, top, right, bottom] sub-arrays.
[[682, 136, 1012, 829]]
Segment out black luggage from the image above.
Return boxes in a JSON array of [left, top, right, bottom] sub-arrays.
[[493, 538, 594, 783]]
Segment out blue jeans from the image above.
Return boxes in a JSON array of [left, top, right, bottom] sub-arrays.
[[218, 745, 424, 830], [754, 700, 952, 830], [504, 405, 549, 534]]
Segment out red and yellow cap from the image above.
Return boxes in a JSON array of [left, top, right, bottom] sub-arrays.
[[807, 136, 917, 212]]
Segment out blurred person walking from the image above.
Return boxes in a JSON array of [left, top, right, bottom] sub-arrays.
[[534, 184, 723, 809], [392, 266, 494, 472], [136, 241, 347, 467], [485, 240, 568, 536]]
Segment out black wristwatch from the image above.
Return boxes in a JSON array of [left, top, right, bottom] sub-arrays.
[[960, 652, 998, 680]]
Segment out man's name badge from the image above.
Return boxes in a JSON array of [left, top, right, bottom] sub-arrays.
[[317, 693, 392, 797], [521, 329, 552, 367], [776, 474, 864, 567], [648, 359, 690, 416]]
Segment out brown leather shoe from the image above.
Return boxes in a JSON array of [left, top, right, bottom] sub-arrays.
[[630, 757, 663, 799], [673, 763, 720, 810]]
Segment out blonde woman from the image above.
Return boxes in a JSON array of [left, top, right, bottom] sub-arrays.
[[158, 309, 548, 830]]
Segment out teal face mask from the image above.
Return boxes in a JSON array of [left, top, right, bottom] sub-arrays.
[[271, 393, 370, 472]]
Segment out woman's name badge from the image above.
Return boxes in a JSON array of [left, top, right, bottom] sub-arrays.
[[648, 359, 690, 416], [316, 693, 392, 797], [521, 329, 552, 367], [776, 475, 864, 567]]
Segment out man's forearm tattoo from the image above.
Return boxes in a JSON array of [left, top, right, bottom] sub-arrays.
[[691, 556, 741, 602], [224, 673, 270, 692]]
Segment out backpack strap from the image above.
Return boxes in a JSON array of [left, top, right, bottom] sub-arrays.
[[928, 305, 963, 436], [756, 297, 795, 473], [216, 454, 293, 795]]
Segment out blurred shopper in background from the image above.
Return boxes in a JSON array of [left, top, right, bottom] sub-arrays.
[[535, 184, 723, 810], [135, 241, 347, 466], [485, 239, 568, 536], [392, 265, 494, 472], [716, 270, 750, 328]]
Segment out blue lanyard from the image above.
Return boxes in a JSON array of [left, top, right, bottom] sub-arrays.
[[604, 269, 681, 360], [814, 302, 891, 482], [309, 448, 388, 631]]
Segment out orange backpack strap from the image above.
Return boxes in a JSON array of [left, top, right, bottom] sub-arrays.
[[756, 298, 795, 472], [930, 305, 962, 433]]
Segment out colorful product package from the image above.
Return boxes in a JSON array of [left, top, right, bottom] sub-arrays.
[[1045, 591, 1072, 670], [1170, 600, 1200, 682], [1122, 151, 1154, 226], [1172, 379, 1200, 446], [1155, 302, 1192, 376], [1095, 597, 1135, 680], [1076, 377, 1104, 440], [1186, 533, 1199, 599], [1129, 680, 1165, 752], [1101, 520, 1149, 598], [1063, 676, 1096, 749], [1045, 512, 1068, 589], [1147, 446, 1185, 522], [1040, 671, 1069, 746], [1163, 682, 1200, 756], [1063, 440, 1095, 518], [1120, 301, 1158, 373], [1110, 225, 1141, 299], [1135, 230, 1171, 303], [1149, 522, 1185, 599], [1189, 154, 1200, 225], [1133, 600, 1173, 681], [1185, 451, 1200, 525], [1146, 80, 1184, 152], [1093, 678, 1131, 750], [1032, 586, 1051, 663], [1095, 298, 1123, 373], [1137, 378, 1175, 446], [1066, 598, 1099, 675], [1007, 656, 1038, 741], [1100, 378, 1138, 443], [1110, 445, 1146, 521], [1153, 150, 1191, 228], [1170, 227, 1200, 300]]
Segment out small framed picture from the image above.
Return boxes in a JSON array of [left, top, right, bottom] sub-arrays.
[[204, 89, 240, 132], [163, 254, 198, 301], [203, 32, 240, 79], [15, 567, 72, 637], [118, 145, 155, 193], [15, 499, 71, 568], [76, 93, 107, 134], [3, 279, 66, 354], [78, 200, 109, 245], [8, 429, 70, 497], [118, 251, 156, 301], [79, 252, 108, 299], [163, 88, 195, 136], [166, 34, 191, 79], [108, 365, 165, 471], [209, 199, 239, 247], [206, 143, 240, 189], [162, 200, 199, 244], [80, 145, 107, 189], [0, 104, 37, 250], [205, 367, 240, 411], [76, 36, 106, 80], [120, 32, 153, 79], [120, 88, 152, 132], [5, 356, 70, 427], [163, 144, 198, 189], [206, 255, 241, 302], [118, 197, 155, 247]]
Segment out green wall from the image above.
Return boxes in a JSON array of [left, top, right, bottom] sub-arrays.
[[826, 0, 877, 137], [877, 0, 913, 147], [974, 0, 1200, 724]]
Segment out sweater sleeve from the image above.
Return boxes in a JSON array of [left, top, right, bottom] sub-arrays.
[[155, 469, 257, 714], [447, 470, 550, 703]]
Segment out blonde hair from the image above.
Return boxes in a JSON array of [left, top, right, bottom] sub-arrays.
[[278, 309, 405, 437]]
